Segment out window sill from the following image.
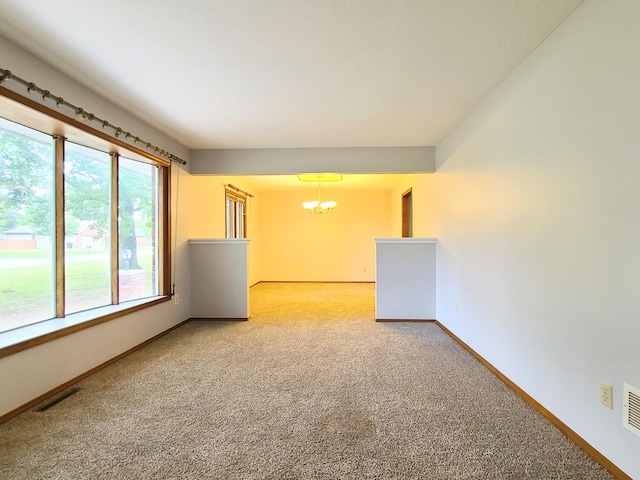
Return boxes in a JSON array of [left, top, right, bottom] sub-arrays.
[[0, 296, 170, 359]]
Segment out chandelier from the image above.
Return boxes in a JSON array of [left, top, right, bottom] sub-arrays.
[[302, 179, 337, 214]]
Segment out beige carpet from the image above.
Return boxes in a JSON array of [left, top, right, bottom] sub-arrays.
[[0, 282, 613, 479]]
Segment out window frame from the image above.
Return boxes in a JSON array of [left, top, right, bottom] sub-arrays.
[[225, 189, 247, 239], [0, 85, 172, 359]]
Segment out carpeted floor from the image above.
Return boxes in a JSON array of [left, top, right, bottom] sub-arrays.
[[0, 283, 613, 479]]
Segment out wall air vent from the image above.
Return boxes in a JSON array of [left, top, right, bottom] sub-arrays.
[[623, 383, 640, 437]]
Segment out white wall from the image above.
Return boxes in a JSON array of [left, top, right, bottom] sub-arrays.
[[434, 1, 640, 477], [0, 34, 188, 165], [0, 36, 192, 417], [190, 239, 249, 318], [375, 239, 436, 320]]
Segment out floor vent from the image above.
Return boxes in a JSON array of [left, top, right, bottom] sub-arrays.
[[623, 383, 640, 437], [34, 388, 81, 412]]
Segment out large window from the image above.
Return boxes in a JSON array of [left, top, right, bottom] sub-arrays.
[[0, 118, 55, 331], [118, 157, 159, 302], [64, 142, 112, 314], [0, 112, 169, 335]]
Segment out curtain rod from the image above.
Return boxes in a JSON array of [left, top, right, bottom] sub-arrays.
[[0, 67, 187, 166], [225, 184, 254, 198]]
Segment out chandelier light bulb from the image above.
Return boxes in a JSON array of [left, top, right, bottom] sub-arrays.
[[302, 179, 337, 214]]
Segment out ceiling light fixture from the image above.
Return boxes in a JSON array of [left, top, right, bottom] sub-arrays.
[[302, 177, 337, 214]]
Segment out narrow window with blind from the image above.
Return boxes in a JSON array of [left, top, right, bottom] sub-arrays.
[[225, 189, 247, 239]]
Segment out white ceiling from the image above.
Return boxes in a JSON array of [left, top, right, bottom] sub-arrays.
[[0, 0, 582, 150]]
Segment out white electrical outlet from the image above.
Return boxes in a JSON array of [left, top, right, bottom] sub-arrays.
[[601, 383, 613, 409], [174, 294, 180, 306]]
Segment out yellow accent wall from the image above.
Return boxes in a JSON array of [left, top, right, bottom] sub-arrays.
[[256, 188, 393, 281], [185, 174, 437, 283]]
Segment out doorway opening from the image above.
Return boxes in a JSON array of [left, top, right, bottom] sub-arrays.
[[402, 188, 413, 237]]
